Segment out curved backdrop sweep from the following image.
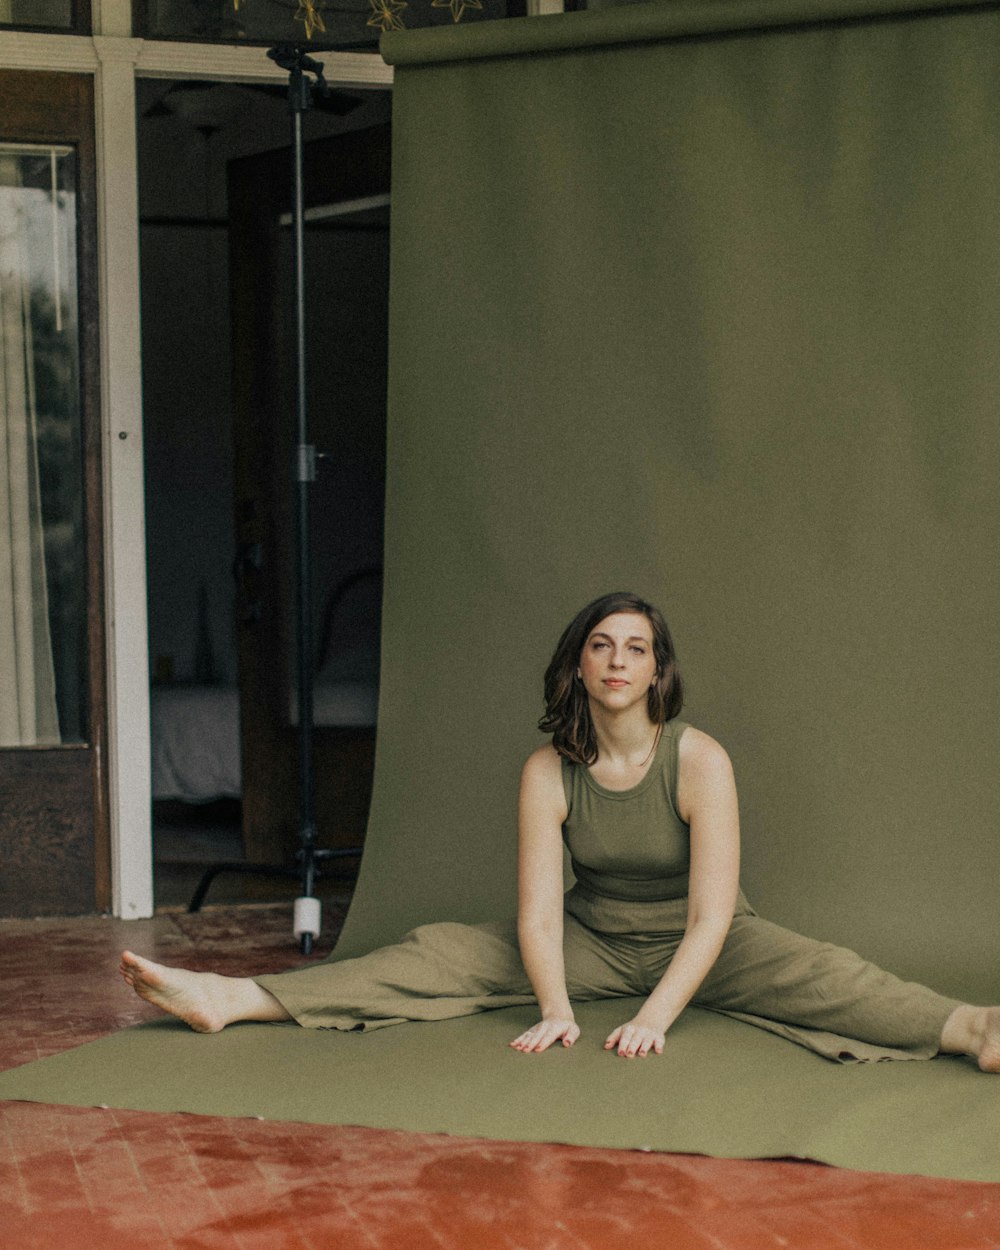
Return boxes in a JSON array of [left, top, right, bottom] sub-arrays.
[[334, 0, 1000, 1005]]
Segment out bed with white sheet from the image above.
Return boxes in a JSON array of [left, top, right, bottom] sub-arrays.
[[150, 569, 381, 803]]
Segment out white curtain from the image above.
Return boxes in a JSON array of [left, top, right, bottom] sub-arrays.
[[0, 153, 60, 746]]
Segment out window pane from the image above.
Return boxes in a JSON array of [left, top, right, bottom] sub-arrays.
[[0, 145, 87, 746], [137, 0, 521, 45], [0, 1, 76, 30]]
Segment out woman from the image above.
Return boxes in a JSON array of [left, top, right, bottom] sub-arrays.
[[121, 592, 1000, 1069]]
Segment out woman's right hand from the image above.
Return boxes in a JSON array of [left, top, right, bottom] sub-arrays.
[[513, 750, 577, 1055], [509, 1016, 580, 1053]]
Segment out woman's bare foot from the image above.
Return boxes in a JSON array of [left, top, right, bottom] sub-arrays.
[[941, 1004, 1000, 1072], [978, 1007, 1000, 1072], [119, 951, 290, 1033]]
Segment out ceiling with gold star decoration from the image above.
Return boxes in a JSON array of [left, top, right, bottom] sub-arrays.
[[431, 0, 483, 20], [367, 0, 409, 33], [293, 0, 327, 39]]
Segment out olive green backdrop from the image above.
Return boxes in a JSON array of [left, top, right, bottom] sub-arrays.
[[340, 0, 1000, 1007], [3, 1, 999, 1182]]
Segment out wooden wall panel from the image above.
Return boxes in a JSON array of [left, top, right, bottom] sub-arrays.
[[0, 751, 95, 916]]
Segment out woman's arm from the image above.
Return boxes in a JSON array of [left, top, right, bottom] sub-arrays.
[[509, 745, 579, 1053], [605, 728, 741, 1057]]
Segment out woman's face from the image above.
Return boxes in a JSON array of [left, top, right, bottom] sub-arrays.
[[577, 612, 658, 714]]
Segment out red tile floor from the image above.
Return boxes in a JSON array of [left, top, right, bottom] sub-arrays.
[[2, 901, 999, 1250]]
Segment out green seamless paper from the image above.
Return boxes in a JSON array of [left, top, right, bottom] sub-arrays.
[[2, 1003, 999, 1180], [4, 1, 999, 1180]]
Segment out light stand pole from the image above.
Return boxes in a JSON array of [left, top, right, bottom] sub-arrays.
[[269, 43, 328, 956], [189, 41, 371, 943]]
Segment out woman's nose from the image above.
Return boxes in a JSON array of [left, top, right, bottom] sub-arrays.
[[609, 652, 625, 668]]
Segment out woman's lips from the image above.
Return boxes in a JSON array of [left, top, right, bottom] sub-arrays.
[[603, 679, 628, 688]]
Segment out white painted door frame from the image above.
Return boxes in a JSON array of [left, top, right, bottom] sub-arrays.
[[0, 4, 391, 917]]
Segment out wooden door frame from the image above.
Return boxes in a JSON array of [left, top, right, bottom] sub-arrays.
[[0, 69, 109, 914]]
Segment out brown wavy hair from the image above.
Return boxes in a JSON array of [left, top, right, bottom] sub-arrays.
[[539, 591, 684, 765]]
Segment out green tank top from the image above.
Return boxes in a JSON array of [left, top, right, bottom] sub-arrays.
[[561, 720, 691, 924]]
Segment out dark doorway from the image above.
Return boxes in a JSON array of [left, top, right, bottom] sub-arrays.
[[136, 79, 390, 907], [228, 123, 391, 873]]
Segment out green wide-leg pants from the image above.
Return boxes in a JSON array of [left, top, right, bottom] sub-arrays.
[[254, 897, 959, 1063]]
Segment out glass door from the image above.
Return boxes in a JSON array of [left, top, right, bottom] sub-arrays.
[[0, 143, 87, 749], [0, 72, 108, 916]]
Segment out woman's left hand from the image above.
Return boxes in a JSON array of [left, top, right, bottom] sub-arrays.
[[604, 1018, 665, 1058]]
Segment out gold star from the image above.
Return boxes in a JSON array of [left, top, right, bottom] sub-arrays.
[[367, 0, 408, 31], [431, 0, 482, 21], [294, 1, 327, 39]]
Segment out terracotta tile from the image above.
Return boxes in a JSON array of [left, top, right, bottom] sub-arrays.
[[18, 1206, 173, 1250], [745, 1200, 869, 1249]]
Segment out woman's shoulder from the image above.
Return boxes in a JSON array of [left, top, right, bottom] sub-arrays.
[[521, 742, 564, 782], [519, 743, 569, 819], [674, 725, 736, 822], [676, 723, 734, 777]]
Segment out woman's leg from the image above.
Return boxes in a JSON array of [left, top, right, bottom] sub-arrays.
[[121, 914, 652, 1036], [119, 950, 290, 1033], [253, 920, 535, 1030], [692, 914, 976, 1063], [121, 921, 538, 1034]]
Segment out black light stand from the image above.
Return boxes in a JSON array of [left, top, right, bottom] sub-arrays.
[[270, 42, 350, 956], [189, 43, 365, 950]]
